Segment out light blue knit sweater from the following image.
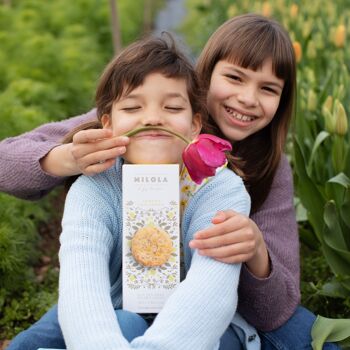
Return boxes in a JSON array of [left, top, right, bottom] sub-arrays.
[[58, 159, 260, 350]]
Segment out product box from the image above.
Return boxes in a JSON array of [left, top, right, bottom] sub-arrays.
[[122, 164, 180, 313]]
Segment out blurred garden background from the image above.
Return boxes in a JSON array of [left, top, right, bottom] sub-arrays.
[[0, 0, 349, 348]]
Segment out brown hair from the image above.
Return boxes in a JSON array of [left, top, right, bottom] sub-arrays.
[[64, 33, 207, 141], [196, 13, 296, 213]]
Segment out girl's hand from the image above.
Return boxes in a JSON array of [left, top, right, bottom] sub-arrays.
[[70, 129, 129, 175], [189, 210, 270, 278], [40, 129, 129, 177]]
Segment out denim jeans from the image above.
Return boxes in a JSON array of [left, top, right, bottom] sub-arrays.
[[7, 304, 340, 350]]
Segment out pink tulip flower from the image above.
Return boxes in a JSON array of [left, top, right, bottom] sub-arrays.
[[183, 134, 232, 184]]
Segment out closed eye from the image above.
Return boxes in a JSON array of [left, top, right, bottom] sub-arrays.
[[121, 106, 141, 111], [165, 106, 184, 111]]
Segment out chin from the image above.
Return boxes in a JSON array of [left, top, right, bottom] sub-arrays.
[[124, 155, 181, 165]]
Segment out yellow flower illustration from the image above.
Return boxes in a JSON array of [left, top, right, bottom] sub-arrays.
[[128, 211, 136, 220], [167, 211, 175, 219], [181, 185, 191, 193], [167, 275, 175, 282], [129, 275, 136, 282]]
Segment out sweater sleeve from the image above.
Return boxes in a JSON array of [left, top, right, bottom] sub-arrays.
[[237, 155, 300, 331], [0, 109, 97, 200], [131, 169, 251, 350], [58, 174, 130, 350]]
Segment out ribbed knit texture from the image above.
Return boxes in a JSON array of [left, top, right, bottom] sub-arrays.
[[0, 110, 97, 200], [58, 159, 253, 350], [0, 109, 300, 331]]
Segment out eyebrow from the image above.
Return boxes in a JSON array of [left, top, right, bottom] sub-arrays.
[[225, 66, 284, 90]]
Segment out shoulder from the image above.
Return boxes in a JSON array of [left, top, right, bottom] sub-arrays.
[[272, 154, 293, 187], [66, 159, 122, 206], [201, 167, 248, 196], [186, 168, 250, 216], [252, 154, 294, 217]]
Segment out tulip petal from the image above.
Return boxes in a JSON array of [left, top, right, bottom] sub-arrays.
[[196, 139, 227, 168], [183, 145, 215, 184], [198, 134, 232, 151], [182, 134, 232, 184]]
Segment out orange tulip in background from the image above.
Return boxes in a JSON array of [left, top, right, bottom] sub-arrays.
[[293, 41, 302, 63], [334, 24, 346, 48]]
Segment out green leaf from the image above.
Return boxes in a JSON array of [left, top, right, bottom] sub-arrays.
[[307, 131, 330, 174], [319, 278, 349, 298], [294, 139, 326, 241], [324, 201, 347, 249], [326, 174, 349, 212], [311, 316, 350, 350], [328, 173, 350, 188], [298, 225, 319, 249], [341, 190, 350, 228], [322, 201, 350, 276]]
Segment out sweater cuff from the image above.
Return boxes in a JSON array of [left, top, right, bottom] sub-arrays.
[[27, 141, 67, 198], [241, 250, 274, 283]]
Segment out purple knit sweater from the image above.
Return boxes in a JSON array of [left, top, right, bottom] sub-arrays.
[[0, 109, 300, 331]]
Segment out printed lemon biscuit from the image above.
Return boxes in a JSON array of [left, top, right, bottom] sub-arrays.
[[131, 226, 173, 267]]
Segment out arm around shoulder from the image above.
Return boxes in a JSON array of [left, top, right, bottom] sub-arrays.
[[0, 110, 97, 200]]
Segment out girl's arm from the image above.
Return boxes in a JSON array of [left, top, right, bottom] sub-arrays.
[[58, 173, 130, 350], [131, 169, 255, 350], [0, 109, 128, 200], [0, 110, 96, 200], [191, 155, 299, 331]]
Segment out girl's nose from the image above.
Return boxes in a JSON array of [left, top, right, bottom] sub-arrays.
[[142, 113, 164, 126], [237, 86, 258, 108]]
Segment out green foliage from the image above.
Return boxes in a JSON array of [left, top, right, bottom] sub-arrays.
[[312, 316, 350, 350], [0, 194, 50, 292], [0, 268, 59, 339]]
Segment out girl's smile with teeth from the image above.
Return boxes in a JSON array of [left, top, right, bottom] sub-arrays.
[[224, 105, 257, 122]]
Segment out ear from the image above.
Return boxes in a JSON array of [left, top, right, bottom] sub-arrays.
[[191, 113, 202, 139], [101, 114, 112, 129]]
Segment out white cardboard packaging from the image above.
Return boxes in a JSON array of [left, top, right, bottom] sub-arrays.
[[122, 164, 180, 313]]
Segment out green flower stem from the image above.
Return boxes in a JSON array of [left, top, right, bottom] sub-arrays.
[[123, 126, 191, 144]]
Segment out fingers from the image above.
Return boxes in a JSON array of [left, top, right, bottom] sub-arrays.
[[194, 213, 249, 240], [215, 255, 251, 264], [72, 128, 113, 144], [198, 241, 255, 260], [211, 210, 236, 224], [77, 147, 126, 174], [72, 134, 129, 159], [70, 129, 130, 175], [82, 158, 117, 176]]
